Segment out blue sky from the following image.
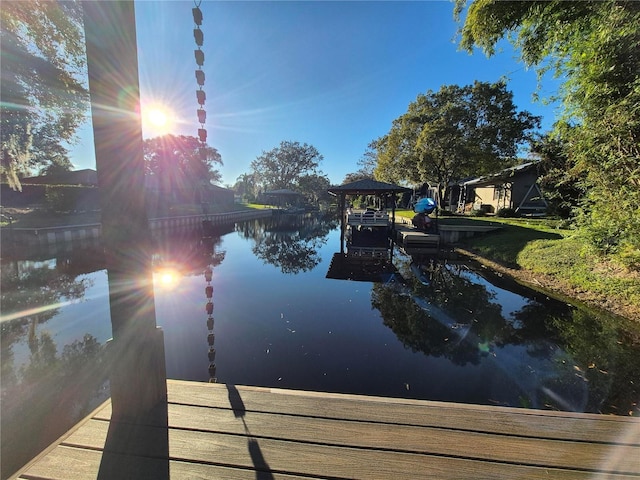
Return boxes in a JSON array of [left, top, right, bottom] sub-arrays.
[[71, 1, 561, 186]]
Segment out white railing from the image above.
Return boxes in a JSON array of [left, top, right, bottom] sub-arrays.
[[346, 211, 389, 226]]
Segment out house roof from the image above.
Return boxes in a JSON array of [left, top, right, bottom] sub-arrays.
[[328, 179, 410, 196], [21, 169, 98, 186], [463, 161, 540, 187], [209, 183, 233, 193], [264, 189, 301, 196]]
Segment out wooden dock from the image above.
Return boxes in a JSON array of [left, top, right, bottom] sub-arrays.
[[394, 224, 441, 252], [395, 216, 503, 247], [14, 380, 640, 479]]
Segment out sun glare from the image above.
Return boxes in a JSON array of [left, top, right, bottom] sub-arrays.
[[154, 267, 181, 291], [143, 104, 174, 135], [148, 108, 167, 127]]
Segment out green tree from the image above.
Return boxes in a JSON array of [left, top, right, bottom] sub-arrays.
[[38, 160, 74, 177], [233, 173, 257, 202], [296, 173, 331, 206], [251, 140, 323, 191], [531, 126, 587, 219], [375, 81, 539, 205], [1, 1, 88, 190], [455, 0, 640, 268], [143, 134, 222, 190], [342, 171, 373, 184], [143, 135, 222, 214]]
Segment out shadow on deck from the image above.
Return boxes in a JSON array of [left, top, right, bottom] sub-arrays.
[[14, 380, 640, 480]]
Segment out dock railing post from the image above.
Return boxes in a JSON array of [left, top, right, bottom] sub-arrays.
[[83, 0, 167, 420]]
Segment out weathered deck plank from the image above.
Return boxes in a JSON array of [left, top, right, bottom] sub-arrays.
[[14, 380, 640, 480], [166, 380, 639, 444], [14, 445, 310, 480], [24, 421, 639, 480]]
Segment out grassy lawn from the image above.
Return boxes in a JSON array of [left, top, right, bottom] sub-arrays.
[[455, 217, 568, 267], [517, 237, 640, 313], [396, 211, 568, 266], [245, 203, 273, 210]]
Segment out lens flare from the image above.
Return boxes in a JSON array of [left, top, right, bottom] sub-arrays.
[[147, 108, 167, 127], [154, 267, 181, 290], [143, 104, 174, 136]]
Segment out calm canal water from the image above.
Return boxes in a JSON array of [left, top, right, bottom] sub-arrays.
[[2, 212, 639, 477]]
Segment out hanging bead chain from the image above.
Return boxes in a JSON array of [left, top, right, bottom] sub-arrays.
[[205, 266, 216, 382], [195, 1, 215, 383], [192, 1, 207, 145]]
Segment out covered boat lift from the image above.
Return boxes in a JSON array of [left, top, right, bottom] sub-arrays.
[[328, 179, 410, 254]]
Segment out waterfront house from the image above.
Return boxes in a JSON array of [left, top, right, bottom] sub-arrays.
[[458, 161, 548, 215]]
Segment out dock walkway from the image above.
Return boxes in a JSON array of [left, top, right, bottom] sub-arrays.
[[394, 224, 441, 252], [395, 216, 503, 246], [15, 380, 640, 479]]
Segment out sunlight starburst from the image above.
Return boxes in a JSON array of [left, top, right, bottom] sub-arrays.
[[142, 104, 174, 136]]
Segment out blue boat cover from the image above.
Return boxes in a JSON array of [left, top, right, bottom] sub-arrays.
[[414, 197, 436, 214]]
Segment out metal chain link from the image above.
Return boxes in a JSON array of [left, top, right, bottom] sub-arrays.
[[192, 2, 207, 145], [205, 265, 216, 382], [194, 1, 216, 383]]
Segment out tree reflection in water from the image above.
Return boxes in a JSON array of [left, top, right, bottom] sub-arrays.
[[152, 225, 229, 278], [374, 254, 640, 415], [237, 212, 339, 274], [0, 226, 231, 478], [1, 256, 108, 478]]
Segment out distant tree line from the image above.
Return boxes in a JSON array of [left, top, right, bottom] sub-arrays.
[[234, 140, 332, 207]]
